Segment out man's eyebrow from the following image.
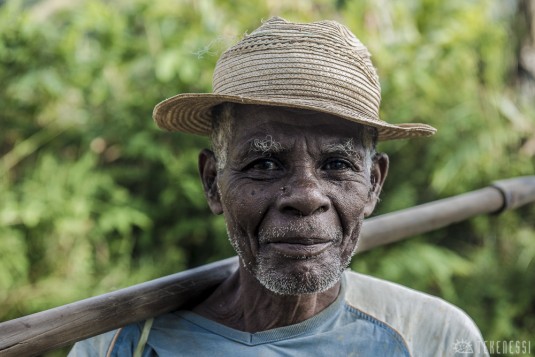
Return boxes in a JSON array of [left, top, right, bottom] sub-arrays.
[[321, 138, 361, 158], [248, 135, 284, 155]]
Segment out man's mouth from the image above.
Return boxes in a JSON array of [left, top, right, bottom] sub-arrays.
[[267, 238, 333, 258]]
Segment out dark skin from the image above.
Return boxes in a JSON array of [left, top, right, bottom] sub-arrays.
[[194, 105, 388, 333]]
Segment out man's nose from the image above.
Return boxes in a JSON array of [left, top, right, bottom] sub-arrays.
[[277, 171, 331, 216]]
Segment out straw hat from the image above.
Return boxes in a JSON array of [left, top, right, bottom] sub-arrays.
[[153, 17, 436, 141]]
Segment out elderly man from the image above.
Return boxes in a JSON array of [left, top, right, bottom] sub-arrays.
[[70, 17, 488, 356]]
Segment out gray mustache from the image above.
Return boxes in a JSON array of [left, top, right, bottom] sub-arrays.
[[258, 222, 343, 244]]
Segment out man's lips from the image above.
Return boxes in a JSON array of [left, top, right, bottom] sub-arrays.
[[265, 238, 333, 258]]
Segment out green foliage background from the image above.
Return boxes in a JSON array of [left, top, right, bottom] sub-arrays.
[[1, 0, 534, 355]]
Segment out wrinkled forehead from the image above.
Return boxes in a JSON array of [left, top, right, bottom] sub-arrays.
[[231, 104, 371, 145]]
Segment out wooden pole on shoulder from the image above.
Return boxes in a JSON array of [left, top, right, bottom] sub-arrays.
[[0, 257, 239, 357]]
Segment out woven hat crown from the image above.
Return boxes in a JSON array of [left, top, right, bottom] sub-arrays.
[[212, 17, 382, 124], [153, 17, 436, 140]]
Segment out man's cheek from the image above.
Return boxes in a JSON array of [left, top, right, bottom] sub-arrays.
[[223, 206, 260, 258], [227, 189, 270, 220]]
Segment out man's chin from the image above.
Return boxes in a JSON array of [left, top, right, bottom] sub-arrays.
[[253, 257, 346, 296]]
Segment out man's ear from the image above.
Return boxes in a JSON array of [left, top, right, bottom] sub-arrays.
[[198, 149, 223, 215], [363, 153, 389, 217]]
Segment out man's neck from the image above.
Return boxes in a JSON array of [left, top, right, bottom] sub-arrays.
[[192, 263, 341, 333]]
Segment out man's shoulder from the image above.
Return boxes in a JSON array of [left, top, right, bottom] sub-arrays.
[[343, 270, 488, 356], [343, 269, 473, 319]]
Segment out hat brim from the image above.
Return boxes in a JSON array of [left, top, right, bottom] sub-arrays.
[[153, 93, 436, 141]]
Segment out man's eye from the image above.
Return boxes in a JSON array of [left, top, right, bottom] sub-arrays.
[[249, 159, 280, 171], [323, 159, 351, 170]]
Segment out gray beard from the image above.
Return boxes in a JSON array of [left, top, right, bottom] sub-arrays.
[[254, 250, 348, 295], [227, 224, 352, 296]]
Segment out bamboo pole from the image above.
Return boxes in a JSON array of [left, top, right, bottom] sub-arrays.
[[357, 176, 535, 252], [0, 176, 534, 357]]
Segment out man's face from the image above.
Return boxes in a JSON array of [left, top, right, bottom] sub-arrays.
[[202, 105, 387, 295]]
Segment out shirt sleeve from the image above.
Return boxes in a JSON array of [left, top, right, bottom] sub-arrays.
[[343, 271, 490, 356]]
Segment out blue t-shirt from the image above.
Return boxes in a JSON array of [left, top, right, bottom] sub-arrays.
[[69, 271, 489, 356], [109, 277, 409, 356]]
